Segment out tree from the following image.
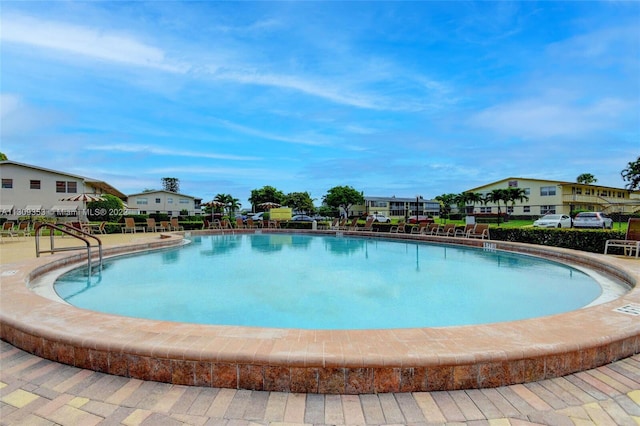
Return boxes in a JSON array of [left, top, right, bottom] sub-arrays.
[[457, 192, 483, 214], [322, 186, 364, 217], [86, 194, 124, 222], [214, 193, 241, 217], [284, 192, 315, 214], [621, 156, 640, 190], [0, 152, 7, 161], [504, 187, 529, 212], [484, 188, 509, 224], [161, 177, 180, 193], [435, 193, 458, 218], [248, 186, 286, 211], [576, 173, 597, 185]]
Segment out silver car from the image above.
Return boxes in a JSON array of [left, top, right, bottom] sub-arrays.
[[572, 212, 613, 229], [533, 214, 572, 228]]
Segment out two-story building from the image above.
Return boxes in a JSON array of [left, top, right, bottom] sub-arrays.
[[465, 177, 640, 217], [350, 196, 440, 219], [126, 190, 201, 216], [0, 160, 125, 219]]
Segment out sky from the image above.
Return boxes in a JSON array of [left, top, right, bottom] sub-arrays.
[[1, 1, 639, 209]]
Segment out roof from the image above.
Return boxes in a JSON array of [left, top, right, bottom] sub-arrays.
[[465, 177, 636, 193], [365, 196, 438, 203], [0, 160, 126, 198]]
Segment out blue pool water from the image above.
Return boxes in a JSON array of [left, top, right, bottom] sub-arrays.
[[54, 234, 602, 329]]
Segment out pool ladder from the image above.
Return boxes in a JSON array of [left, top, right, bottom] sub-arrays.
[[34, 223, 103, 275]]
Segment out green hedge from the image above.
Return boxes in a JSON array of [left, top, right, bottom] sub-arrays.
[[489, 228, 625, 254]]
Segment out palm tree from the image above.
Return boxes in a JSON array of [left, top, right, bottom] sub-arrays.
[[485, 189, 509, 224], [461, 192, 483, 214], [214, 193, 241, 217], [576, 173, 597, 185], [504, 187, 529, 215]]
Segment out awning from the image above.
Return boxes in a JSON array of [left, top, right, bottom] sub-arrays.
[[50, 205, 78, 214], [0, 205, 14, 214], [23, 205, 43, 214]]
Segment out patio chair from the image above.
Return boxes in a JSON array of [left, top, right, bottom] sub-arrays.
[[454, 224, 476, 237], [347, 217, 359, 231], [605, 218, 640, 258], [329, 218, 340, 230], [235, 218, 245, 229], [423, 223, 440, 235], [122, 217, 145, 233], [160, 221, 171, 232], [467, 224, 490, 239], [146, 218, 164, 232], [170, 217, 184, 231], [16, 221, 31, 238], [410, 222, 427, 234], [337, 218, 349, 230], [0, 221, 17, 239], [436, 223, 457, 237], [390, 221, 406, 233], [357, 217, 375, 231]]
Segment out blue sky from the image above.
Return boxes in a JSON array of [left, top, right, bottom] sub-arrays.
[[1, 1, 638, 208]]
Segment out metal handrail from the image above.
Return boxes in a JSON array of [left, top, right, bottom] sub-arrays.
[[34, 223, 103, 275]]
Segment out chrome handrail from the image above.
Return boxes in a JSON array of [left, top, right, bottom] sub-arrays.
[[34, 223, 103, 275]]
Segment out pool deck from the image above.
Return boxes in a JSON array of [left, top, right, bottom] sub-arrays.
[[1, 230, 639, 424]]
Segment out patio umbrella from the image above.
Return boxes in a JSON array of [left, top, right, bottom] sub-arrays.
[[258, 202, 281, 210], [203, 200, 226, 220], [59, 193, 105, 219]]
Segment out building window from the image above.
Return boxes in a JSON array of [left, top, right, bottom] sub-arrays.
[[1, 179, 13, 189], [29, 180, 41, 189], [540, 186, 556, 196], [541, 205, 556, 214], [155, 198, 161, 203], [508, 180, 518, 187], [369, 201, 388, 208], [136, 198, 148, 205], [480, 207, 492, 213], [507, 206, 514, 214], [56, 181, 66, 192], [179, 199, 189, 204], [167, 197, 173, 204], [523, 206, 531, 213], [524, 188, 530, 196], [66, 181, 77, 193]]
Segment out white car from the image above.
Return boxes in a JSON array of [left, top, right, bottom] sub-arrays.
[[367, 214, 391, 223], [532, 214, 572, 228], [573, 212, 613, 229], [250, 212, 264, 221]]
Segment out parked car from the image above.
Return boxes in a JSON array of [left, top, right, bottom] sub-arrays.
[[532, 214, 572, 228], [367, 214, 391, 223], [572, 212, 613, 229], [407, 215, 434, 224], [250, 212, 264, 221], [291, 214, 315, 221]]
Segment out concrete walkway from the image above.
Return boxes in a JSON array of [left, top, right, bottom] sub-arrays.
[[1, 233, 639, 424]]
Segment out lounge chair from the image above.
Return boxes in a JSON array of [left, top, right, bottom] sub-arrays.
[[605, 218, 640, 258], [454, 224, 476, 237], [235, 218, 245, 229], [160, 221, 171, 232], [410, 222, 428, 234], [347, 217, 359, 231], [467, 224, 490, 239], [337, 218, 349, 230], [16, 221, 31, 237], [329, 218, 340, 230], [423, 223, 440, 235], [170, 217, 184, 231], [122, 217, 145, 233], [146, 218, 164, 232], [358, 217, 375, 231], [0, 221, 17, 239], [436, 223, 457, 237], [390, 221, 406, 233]]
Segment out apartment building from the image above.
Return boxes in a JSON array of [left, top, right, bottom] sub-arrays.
[[0, 160, 125, 219], [349, 196, 440, 219], [127, 190, 201, 216], [465, 177, 640, 216]]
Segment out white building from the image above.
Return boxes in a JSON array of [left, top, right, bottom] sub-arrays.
[[0, 160, 125, 219], [126, 190, 201, 216]]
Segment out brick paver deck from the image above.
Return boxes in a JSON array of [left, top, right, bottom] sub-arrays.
[[1, 341, 639, 425]]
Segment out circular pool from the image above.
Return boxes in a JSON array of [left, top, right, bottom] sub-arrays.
[[1, 230, 638, 393], [53, 234, 605, 329]]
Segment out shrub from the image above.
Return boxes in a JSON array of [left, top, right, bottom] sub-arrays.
[[490, 228, 625, 253]]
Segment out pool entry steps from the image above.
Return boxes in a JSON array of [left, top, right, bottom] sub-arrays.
[[1, 230, 639, 394]]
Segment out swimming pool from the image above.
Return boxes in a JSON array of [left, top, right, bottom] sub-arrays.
[[54, 233, 603, 329], [3, 230, 638, 393]]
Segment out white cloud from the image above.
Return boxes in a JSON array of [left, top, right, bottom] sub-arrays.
[[468, 97, 631, 139], [85, 144, 261, 161], [1, 14, 189, 73]]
